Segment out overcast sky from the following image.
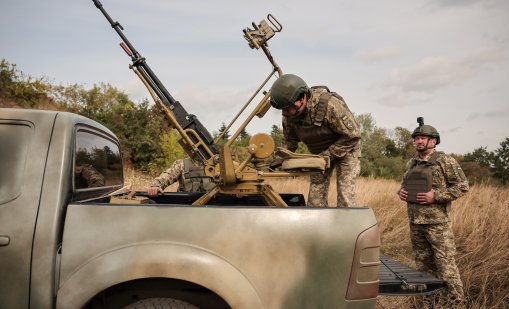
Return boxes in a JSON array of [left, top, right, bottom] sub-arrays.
[[1, 0, 508, 154]]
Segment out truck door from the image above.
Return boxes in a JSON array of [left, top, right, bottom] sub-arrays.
[[0, 112, 56, 308]]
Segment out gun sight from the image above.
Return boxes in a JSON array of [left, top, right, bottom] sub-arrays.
[[243, 14, 282, 49]]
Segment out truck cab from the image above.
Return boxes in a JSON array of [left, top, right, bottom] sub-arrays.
[[0, 109, 124, 307]]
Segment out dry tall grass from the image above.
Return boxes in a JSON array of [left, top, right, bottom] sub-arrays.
[[126, 169, 509, 308]]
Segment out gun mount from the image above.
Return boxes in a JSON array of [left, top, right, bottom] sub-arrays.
[[92, 1, 327, 206]]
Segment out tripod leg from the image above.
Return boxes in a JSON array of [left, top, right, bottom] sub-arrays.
[[192, 186, 220, 206], [261, 185, 288, 206]]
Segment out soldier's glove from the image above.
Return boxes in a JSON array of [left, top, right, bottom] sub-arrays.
[[268, 156, 284, 170]]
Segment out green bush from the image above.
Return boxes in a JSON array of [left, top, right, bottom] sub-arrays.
[[0, 59, 51, 106]]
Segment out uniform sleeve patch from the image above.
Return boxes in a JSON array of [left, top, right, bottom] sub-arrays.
[[341, 113, 354, 131]]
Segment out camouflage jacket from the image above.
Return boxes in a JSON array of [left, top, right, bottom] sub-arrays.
[[150, 159, 186, 190], [402, 151, 469, 224], [75, 164, 105, 188], [150, 158, 214, 193], [282, 87, 361, 160]]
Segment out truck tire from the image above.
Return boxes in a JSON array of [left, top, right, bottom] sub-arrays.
[[123, 298, 199, 309]]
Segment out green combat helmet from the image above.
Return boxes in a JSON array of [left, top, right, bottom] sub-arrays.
[[270, 74, 309, 109], [412, 117, 440, 145]]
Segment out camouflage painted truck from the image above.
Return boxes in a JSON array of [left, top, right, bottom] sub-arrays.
[[1, 107, 381, 308]]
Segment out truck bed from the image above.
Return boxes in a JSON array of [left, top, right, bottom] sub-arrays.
[[144, 192, 307, 206], [57, 199, 381, 308], [91, 192, 446, 297], [141, 192, 446, 297]]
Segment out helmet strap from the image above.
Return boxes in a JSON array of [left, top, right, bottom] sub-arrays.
[[417, 136, 435, 155], [417, 138, 435, 154], [426, 138, 437, 150], [301, 106, 309, 117]]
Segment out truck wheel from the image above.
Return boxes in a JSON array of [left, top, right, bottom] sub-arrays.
[[123, 298, 199, 309]]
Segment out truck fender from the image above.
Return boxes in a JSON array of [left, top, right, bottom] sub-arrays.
[[57, 242, 263, 308]]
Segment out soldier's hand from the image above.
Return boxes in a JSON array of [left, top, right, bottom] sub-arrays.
[[147, 186, 164, 197], [398, 188, 408, 201], [269, 156, 284, 170], [416, 189, 435, 204]]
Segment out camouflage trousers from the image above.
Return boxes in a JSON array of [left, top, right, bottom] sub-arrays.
[[307, 153, 360, 207], [410, 222, 465, 308]]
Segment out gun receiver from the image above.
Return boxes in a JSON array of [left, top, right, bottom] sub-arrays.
[[92, 0, 218, 163]]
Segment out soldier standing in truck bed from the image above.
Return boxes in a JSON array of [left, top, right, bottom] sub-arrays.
[[398, 118, 469, 308], [269, 74, 361, 207], [147, 157, 215, 196]]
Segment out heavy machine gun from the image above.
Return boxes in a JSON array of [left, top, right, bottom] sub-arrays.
[[92, 0, 327, 206], [93, 0, 217, 163]]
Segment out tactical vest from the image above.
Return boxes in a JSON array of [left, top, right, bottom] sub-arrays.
[[403, 152, 441, 203], [179, 158, 215, 193], [293, 86, 341, 154]]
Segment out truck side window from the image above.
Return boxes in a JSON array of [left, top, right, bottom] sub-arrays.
[[0, 123, 31, 205], [74, 129, 123, 189]]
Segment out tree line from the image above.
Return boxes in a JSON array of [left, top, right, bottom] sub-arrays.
[[1, 59, 507, 185]]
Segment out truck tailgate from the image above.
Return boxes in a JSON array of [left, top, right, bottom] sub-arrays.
[[379, 255, 445, 295]]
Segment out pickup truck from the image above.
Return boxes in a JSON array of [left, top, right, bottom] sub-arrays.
[[1, 108, 383, 308], [1, 108, 446, 308]]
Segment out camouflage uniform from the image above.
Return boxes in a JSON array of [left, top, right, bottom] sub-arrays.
[[402, 151, 469, 308], [151, 157, 215, 193], [282, 87, 361, 207], [75, 164, 105, 188]]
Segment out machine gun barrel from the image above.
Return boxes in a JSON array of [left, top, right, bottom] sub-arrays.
[[92, 0, 218, 161]]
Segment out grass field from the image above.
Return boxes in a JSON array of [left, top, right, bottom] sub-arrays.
[[126, 170, 509, 308]]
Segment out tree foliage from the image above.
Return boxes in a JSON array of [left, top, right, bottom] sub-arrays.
[[463, 146, 493, 167], [356, 113, 407, 179], [239, 128, 250, 142], [460, 146, 493, 183], [155, 130, 188, 169], [492, 138, 509, 185], [59, 84, 166, 173], [461, 140, 509, 185], [1, 59, 167, 173], [3, 58, 508, 184], [393, 126, 414, 159], [271, 125, 284, 149], [215, 122, 230, 145], [0, 59, 52, 107]]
